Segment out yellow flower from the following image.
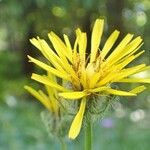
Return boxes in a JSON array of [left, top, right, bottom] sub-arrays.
[[27, 19, 150, 139], [24, 72, 59, 116]]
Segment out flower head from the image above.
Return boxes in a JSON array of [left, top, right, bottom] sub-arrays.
[[26, 19, 150, 139]]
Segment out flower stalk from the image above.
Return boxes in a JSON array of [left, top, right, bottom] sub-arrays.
[[59, 138, 67, 150], [85, 121, 93, 150]]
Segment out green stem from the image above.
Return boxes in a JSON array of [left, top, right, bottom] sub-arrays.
[[59, 138, 67, 150], [84, 122, 93, 150]]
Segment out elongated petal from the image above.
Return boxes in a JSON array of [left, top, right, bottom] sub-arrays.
[[89, 72, 101, 88], [90, 86, 108, 93], [116, 78, 150, 83], [37, 38, 66, 72], [130, 85, 146, 94], [105, 88, 136, 96], [79, 33, 87, 62], [28, 55, 70, 81], [110, 36, 143, 65], [69, 97, 86, 139], [24, 86, 52, 111], [118, 37, 142, 59], [101, 30, 120, 59], [98, 64, 147, 86], [115, 50, 145, 70], [63, 34, 72, 60], [90, 19, 104, 63], [48, 31, 72, 62], [59, 91, 87, 99], [31, 73, 69, 92], [30, 38, 61, 68], [114, 64, 146, 81], [106, 33, 134, 64]]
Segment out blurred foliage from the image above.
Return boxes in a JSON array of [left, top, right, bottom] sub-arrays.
[[0, 101, 150, 150], [0, 0, 150, 149]]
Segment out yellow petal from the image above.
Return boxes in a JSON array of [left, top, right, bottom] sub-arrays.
[[136, 66, 150, 73], [89, 72, 101, 88], [101, 30, 120, 59], [118, 37, 142, 59], [110, 36, 143, 65], [130, 85, 146, 94], [63, 34, 72, 60], [105, 88, 136, 96], [28, 55, 70, 81], [79, 33, 87, 62], [115, 50, 145, 70], [31, 73, 69, 92], [90, 86, 109, 93], [114, 64, 146, 81], [30, 38, 60, 67], [69, 97, 86, 139], [80, 67, 87, 89], [48, 31, 72, 62], [39, 90, 58, 114], [97, 72, 117, 86], [59, 91, 87, 99], [106, 33, 134, 64], [30, 38, 41, 50], [24, 86, 52, 111], [37, 38, 66, 72], [99, 64, 147, 86], [90, 19, 104, 63], [116, 78, 150, 83]]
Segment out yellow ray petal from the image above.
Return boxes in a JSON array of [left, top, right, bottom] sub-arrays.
[[89, 86, 109, 93], [24, 86, 52, 111], [129, 85, 146, 94], [114, 64, 146, 81], [37, 38, 66, 72], [98, 64, 147, 86], [38, 90, 57, 113], [69, 97, 86, 139], [48, 31, 72, 62], [116, 78, 150, 83], [73, 34, 79, 54], [115, 50, 145, 70], [30, 38, 41, 50], [105, 88, 136, 96], [30, 38, 60, 66], [101, 30, 120, 59], [135, 66, 150, 73], [79, 33, 87, 62], [31, 73, 69, 92], [63, 34, 72, 59], [90, 19, 104, 63], [97, 72, 117, 86], [76, 29, 87, 62], [80, 67, 87, 89], [118, 37, 142, 59], [106, 33, 134, 63], [115, 42, 143, 65], [34, 37, 75, 76], [59, 91, 87, 99], [110, 36, 143, 65], [28, 55, 70, 81], [89, 72, 101, 88]]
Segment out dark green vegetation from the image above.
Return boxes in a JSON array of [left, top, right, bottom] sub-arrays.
[[0, 0, 150, 149]]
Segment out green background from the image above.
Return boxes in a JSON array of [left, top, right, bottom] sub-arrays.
[[0, 0, 150, 149]]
